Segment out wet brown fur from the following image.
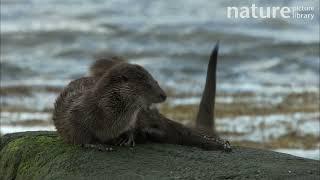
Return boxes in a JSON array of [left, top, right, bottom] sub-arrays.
[[53, 47, 231, 151], [90, 55, 126, 77], [53, 60, 166, 145]]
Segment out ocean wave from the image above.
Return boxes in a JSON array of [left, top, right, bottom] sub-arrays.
[[1, 62, 37, 80]]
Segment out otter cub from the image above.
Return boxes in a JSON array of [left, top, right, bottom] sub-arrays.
[[53, 62, 166, 148]]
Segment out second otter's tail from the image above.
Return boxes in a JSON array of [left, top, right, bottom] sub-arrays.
[[195, 42, 219, 134]]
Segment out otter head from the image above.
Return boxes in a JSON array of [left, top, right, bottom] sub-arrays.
[[106, 63, 167, 107]]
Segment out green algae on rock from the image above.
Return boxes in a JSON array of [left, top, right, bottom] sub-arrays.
[[1, 131, 319, 180]]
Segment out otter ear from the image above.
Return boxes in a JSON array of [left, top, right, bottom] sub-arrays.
[[120, 74, 128, 82]]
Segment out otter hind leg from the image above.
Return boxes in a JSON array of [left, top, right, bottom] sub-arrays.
[[201, 135, 232, 152], [136, 109, 232, 152]]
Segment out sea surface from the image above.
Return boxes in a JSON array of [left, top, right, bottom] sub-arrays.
[[1, 0, 319, 159]]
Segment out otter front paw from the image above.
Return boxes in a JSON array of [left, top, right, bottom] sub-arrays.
[[82, 144, 114, 152], [223, 141, 232, 152], [116, 131, 135, 147]]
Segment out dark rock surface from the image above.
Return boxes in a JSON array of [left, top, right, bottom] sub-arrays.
[[1, 131, 319, 180]]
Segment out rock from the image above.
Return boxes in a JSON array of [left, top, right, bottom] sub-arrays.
[[0, 131, 319, 180]]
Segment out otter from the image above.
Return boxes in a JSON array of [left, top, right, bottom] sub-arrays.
[[53, 42, 231, 152], [53, 62, 167, 150], [109, 43, 229, 151], [134, 43, 230, 151], [89, 55, 126, 77]]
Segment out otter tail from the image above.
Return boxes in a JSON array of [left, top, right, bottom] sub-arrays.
[[195, 42, 219, 134], [89, 55, 126, 77]]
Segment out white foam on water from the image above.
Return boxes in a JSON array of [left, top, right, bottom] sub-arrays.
[[1, 111, 52, 124], [219, 83, 319, 94], [217, 112, 320, 142], [1, 79, 69, 87], [1, 92, 58, 111], [274, 148, 320, 160], [0, 125, 56, 135]]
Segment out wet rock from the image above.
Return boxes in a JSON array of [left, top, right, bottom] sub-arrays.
[[1, 131, 319, 180]]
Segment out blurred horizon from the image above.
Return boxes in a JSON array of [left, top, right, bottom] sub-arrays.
[[1, 0, 319, 160]]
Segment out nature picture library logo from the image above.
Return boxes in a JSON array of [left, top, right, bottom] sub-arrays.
[[227, 4, 315, 20]]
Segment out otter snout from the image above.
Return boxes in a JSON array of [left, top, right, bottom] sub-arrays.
[[159, 91, 167, 101], [153, 86, 167, 103]]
